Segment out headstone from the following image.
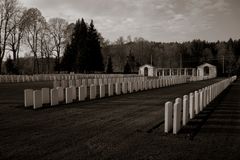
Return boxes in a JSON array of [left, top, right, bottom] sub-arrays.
[[51, 88, 59, 106], [189, 93, 195, 119], [57, 87, 64, 102], [128, 82, 133, 93], [24, 89, 33, 107], [90, 85, 96, 100], [194, 91, 199, 114], [199, 90, 203, 111], [115, 83, 121, 95], [173, 102, 181, 134], [79, 86, 86, 101], [122, 82, 128, 94], [70, 86, 77, 101], [65, 87, 73, 104], [33, 90, 42, 109], [76, 79, 81, 87], [100, 84, 105, 98], [42, 88, 50, 104], [61, 80, 67, 88], [164, 102, 173, 133], [183, 95, 189, 126], [108, 84, 114, 96]]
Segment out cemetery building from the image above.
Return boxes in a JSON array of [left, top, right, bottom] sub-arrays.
[[139, 63, 217, 78], [196, 63, 217, 79]]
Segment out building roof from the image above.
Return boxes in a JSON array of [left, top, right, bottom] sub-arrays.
[[139, 64, 154, 69], [197, 63, 216, 68]]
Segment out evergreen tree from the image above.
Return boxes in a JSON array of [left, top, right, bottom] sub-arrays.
[[106, 56, 113, 73], [5, 56, 18, 74], [61, 43, 74, 72], [123, 62, 131, 74], [87, 20, 104, 72], [127, 53, 136, 72], [75, 18, 88, 73]]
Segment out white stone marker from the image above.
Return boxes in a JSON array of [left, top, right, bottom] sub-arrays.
[[79, 86, 86, 101], [160, 79, 163, 88], [70, 86, 77, 101], [189, 93, 195, 119], [183, 95, 189, 126], [194, 91, 199, 114], [65, 87, 73, 104], [115, 83, 121, 95], [122, 82, 128, 94], [175, 98, 182, 108], [203, 88, 207, 108], [100, 84, 105, 98], [90, 85, 96, 100], [148, 81, 152, 89], [128, 82, 133, 93], [24, 89, 34, 107], [57, 87, 64, 102], [69, 80, 74, 87], [164, 101, 173, 133], [199, 90, 203, 111], [76, 80, 81, 87], [144, 81, 148, 90], [108, 84, 114, 96], [42, 88, 50, 104], [61, 80, 67, 88], [173, 102, 181, 134], [51, 88, 59, 106], [82, 79, 87, 86], [33, 90, 42, 109]]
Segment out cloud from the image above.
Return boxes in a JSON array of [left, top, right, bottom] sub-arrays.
[[19, 0, 238, 42]]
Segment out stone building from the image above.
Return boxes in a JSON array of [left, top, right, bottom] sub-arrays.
[[197, 63, 217, 79], [139, 63, 217, 79]]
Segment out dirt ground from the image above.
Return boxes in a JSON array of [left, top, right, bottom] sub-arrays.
[[0, 78, 239, 160]]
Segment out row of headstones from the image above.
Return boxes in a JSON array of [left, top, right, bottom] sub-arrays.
[[24, 77, 188, 109], [164, 76, 237, 134], [53, 76, 187, 88], [189, 75, 216, 82], [0, 74, 143, 83], [53, 77, 147, 88]]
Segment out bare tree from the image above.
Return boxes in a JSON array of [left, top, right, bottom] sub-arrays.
[[6, 6, 25, 64], [22, 8, 46, 73], [0, 0, 19, 73], [39, 24, 55, 73], [48, 17, 68, 73]]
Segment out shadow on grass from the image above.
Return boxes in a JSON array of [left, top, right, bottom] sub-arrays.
[[178, 85, 237, 140]]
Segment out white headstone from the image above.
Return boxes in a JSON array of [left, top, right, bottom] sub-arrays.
[[79, 86, 86, 101], [65, 87, 73, 104], [115, 83, 121, 95], [100, 84, 105, 98], [24, 89, 33, 107], [108, 84, 114, 96], [194, 91, 199, 114], [33, 90, 42, 109], [57, 87, 64, 102], [42, 88, 50, 104], [70, 86, 77, 101], [183, 95, 189, 126], [51, 88, 59, 106], [90, 85, 96, 100], [164, 101, 173, 133], [189, 93, 195, 119], [173, 102, 181, 134]]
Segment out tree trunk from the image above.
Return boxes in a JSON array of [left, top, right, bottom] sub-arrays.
[[0, 58, 2, 74]]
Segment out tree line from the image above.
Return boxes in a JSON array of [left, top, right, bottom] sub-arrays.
[[1, 0, 240, 76], [102, 37, 240, 76]]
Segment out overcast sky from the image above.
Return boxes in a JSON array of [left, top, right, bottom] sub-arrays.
[[20, 0, 240, 42]]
